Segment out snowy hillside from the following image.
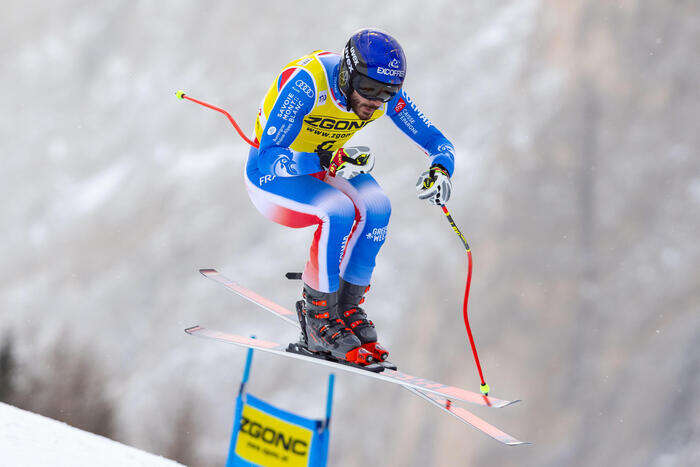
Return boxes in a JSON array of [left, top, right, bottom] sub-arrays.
[[0, 402, 183, 467]]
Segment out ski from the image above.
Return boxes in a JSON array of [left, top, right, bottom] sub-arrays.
[[185, 325, 516, 408], [197, 268, 520, 407], [195, 268, 529, 443]]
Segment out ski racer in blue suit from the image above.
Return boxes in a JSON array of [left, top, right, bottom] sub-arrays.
[[245, 29, 455, 365]]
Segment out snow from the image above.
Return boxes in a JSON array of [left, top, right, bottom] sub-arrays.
[[0, 403, 183, 467]]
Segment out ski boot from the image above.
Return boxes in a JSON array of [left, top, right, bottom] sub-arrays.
[[338, 279, 395, 369], [291, 284, 376, 367]]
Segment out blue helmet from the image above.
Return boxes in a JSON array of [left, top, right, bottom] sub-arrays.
[[339, 29, 406, 104]]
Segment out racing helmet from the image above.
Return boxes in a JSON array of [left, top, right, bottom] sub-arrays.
[[338, 29, 406, 106]]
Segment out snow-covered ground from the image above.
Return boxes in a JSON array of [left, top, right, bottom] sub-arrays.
[[0, 403, 183, 467]]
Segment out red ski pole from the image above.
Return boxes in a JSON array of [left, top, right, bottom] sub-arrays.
[[440, 204, 490, 396], [175, 90, 259, 148]]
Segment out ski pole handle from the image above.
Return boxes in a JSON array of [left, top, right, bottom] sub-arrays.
[[175, 90, 259, 148], [440, 204, 469, 252]]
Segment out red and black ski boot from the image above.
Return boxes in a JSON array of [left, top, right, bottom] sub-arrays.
[[338, 279, 395, 369], [294, 284, 375, 367]]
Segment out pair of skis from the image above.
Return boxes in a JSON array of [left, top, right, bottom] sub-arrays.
[[186, 269, 529, 445]]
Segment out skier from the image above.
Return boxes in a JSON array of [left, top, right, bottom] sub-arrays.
[[245, 29, 455, 365]]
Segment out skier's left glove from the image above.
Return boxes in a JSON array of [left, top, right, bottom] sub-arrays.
[[320, 146, 375, 179], [416, 164, 452, 205]]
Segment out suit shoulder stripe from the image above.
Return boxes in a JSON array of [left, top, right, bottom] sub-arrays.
[[278, 67, 300, 91]]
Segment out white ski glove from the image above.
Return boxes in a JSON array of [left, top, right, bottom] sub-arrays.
[[322, 146, 375, 179], [416, 165, 452, 205]]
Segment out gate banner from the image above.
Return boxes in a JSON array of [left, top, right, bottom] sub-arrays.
[[227, 393, 329, 467]]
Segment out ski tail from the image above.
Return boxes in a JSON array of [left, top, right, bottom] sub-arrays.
[[199, 268, 298, 326]]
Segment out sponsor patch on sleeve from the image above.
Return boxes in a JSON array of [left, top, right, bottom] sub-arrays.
[[394, 98, 406, 113]]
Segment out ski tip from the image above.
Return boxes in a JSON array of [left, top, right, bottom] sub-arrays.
[[499, 399, 522, 408], [482, 397, 521, 408], [285, 272, 303, 280], [199, 268, 218, 276], [184, 325, 203, 334], [506, 440, 533, 447]]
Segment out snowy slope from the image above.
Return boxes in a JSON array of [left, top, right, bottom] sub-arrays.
[[0, 403, 184, 467]]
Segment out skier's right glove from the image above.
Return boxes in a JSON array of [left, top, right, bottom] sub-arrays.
[[319, 146, 375, 179], [416, 164, 452, 205]]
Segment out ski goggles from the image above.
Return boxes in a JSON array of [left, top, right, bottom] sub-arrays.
[[352, 73, 402, 103]]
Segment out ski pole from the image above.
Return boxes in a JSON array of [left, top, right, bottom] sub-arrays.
[[440, 204, 489, 396], [175, 90, 259, 148]]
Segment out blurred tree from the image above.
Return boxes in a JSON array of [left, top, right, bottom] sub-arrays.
[[164, 396, 199, 466], [10, 332, 116, 439], [0, 335, 17, 402]]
